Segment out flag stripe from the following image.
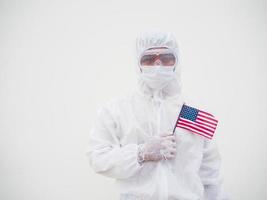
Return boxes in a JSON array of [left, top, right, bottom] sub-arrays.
[[199, 110, 214, 117], [196, 117, 218, 126], [177, 120, 214, 136], [178, 118, 215, 133], [197, 115, 218, 125], [195, 119, 217, 129], [198, 112, 218, 122], [177, 124, 212, 139]]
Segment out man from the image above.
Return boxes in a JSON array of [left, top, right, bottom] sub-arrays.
[[86, 32, 229, 200]]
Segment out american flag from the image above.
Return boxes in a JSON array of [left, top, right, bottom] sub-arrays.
[[175, 104, 218, 139]]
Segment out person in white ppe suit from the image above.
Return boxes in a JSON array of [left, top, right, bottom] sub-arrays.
[[86, 32, 229, 200]]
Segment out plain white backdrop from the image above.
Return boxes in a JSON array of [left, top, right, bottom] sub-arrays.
[[0, 0, 267, 199]]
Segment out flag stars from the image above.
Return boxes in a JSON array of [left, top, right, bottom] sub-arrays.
[[180, 105, 199, 121]]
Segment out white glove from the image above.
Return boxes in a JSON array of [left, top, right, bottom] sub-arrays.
[[137, 133, 177, 164]]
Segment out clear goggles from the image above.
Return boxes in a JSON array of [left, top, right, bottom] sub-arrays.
[[139, 47, 177, 67]]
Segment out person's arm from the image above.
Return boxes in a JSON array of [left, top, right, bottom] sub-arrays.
[[85, 102, 144, 180], [198, 138, 230, 200]]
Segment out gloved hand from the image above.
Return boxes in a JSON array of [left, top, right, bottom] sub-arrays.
[[137, 133, 177, 164]]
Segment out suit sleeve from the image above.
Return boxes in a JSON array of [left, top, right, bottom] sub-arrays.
[[85, 103, 144, 180], [198, 138, 230, 200]]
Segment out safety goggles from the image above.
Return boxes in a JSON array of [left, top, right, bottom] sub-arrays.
[[140, 51, 176, 67]]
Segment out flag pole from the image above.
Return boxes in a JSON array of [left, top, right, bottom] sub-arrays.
[[172, 102, 185, 134]]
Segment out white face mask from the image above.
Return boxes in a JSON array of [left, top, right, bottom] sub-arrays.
[[140, 65, 176, 90]]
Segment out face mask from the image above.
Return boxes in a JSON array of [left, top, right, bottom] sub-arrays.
[[139, 65, 176, 90]]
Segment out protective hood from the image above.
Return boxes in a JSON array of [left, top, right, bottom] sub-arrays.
[[134, 32, 182, 100]]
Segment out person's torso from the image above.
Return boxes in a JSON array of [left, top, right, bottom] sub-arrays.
[[111, 91, 206, 200]]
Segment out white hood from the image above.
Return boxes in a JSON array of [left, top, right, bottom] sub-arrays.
[[134, 32, 182, 100]]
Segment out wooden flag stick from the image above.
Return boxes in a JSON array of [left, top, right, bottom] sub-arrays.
[[172, 102, 185, 134]]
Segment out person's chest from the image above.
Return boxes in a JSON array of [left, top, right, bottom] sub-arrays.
[[115, 96, 204, 157]]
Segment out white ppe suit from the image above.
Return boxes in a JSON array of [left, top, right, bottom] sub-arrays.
[[86, 32, 229, 200]]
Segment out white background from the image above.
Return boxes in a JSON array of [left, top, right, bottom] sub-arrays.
[[0, 0, 267, 199]]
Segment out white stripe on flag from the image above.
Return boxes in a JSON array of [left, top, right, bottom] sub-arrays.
[[195, 119, 217, 129], [178, 119, 214, 136], [179, 118, 215, 133], [198, 111, 218, 122]]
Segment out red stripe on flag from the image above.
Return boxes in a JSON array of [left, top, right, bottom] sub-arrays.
[[194, 119, 216, 129], [199, 110, 214, 117], [177, 121, 214, 137], [198, 112, 218, 123], [178, 118, 215, 133], [196, 117, 218, 126]]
